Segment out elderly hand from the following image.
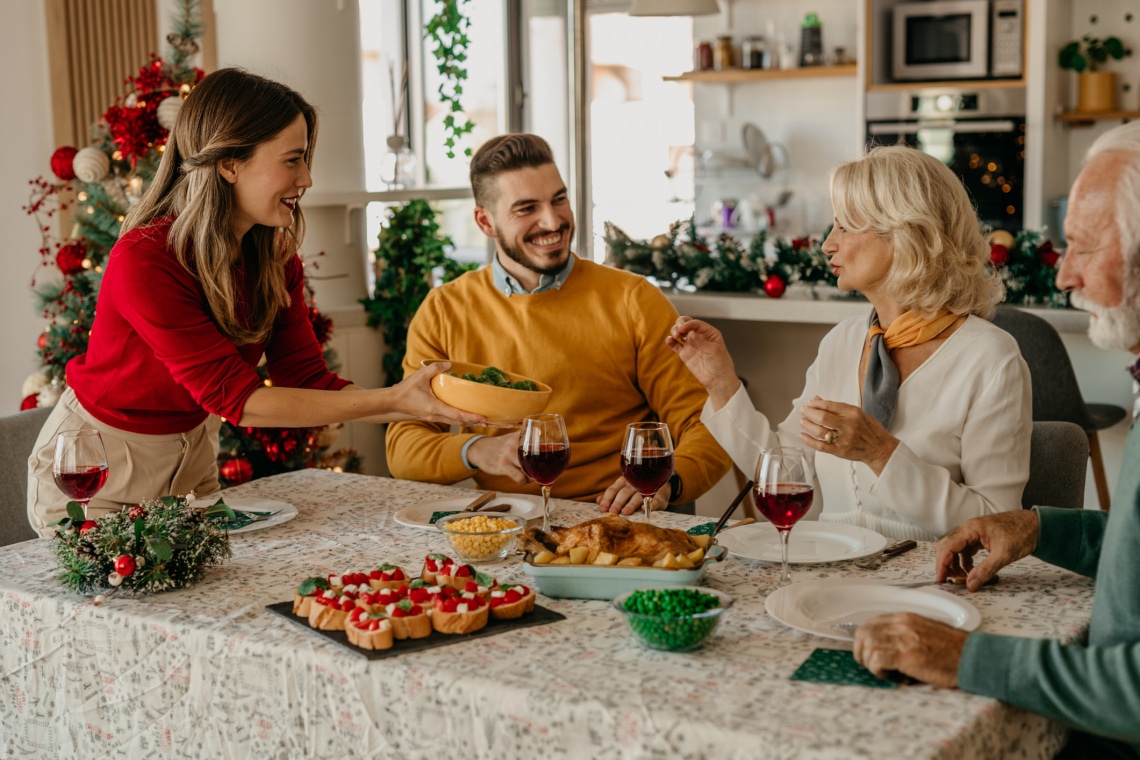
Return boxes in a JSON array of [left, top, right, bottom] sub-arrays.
[[853, 613, 968, 688], [798, 397, 899, 474], [466, 432, 527, 484], [936, 510, 1040, 592], [666, 316, 741, 410], [597, 476, 669, 516]]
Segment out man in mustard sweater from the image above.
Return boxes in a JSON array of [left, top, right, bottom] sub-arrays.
[[386, 133, 730, 513], [853, 121, 1140, 757]]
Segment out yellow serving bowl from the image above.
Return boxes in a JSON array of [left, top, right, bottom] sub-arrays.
[[425, 360, 552, 425]]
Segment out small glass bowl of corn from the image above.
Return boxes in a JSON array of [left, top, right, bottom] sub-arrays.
[[435, 512, 526, 563]]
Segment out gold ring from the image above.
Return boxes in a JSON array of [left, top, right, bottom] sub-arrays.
[[825, 430, 839, 444]]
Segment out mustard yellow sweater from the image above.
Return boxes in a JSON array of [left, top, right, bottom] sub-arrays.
[[386, 257, 731, 503]]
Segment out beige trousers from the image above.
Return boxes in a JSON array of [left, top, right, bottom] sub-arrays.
[[27, 387, 222, 537]]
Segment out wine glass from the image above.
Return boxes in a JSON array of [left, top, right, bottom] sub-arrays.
[[620, 422, 674, 523], [753, 446, 814, 587], [53, 428, 109, 520], [518, 414, 570, 532]]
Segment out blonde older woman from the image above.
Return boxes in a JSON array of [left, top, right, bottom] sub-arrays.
[[668, 146, 1032, 541]]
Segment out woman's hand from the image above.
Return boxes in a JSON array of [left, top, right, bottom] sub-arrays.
[[384, 362, 487, 427], [665, 316, 741, 410], [798, 396, 899, 474]]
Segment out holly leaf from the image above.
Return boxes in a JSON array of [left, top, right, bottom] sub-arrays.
[[146, 535, 174, 562], [134, 517, 144, 541], [203, 500, 236, 520], [66, 501, 85, 523]]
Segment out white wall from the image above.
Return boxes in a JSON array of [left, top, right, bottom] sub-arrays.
[[0, 2, 54, 410]]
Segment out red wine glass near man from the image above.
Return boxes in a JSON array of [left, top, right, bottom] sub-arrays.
[[519, 413, 570, 532], [53, 429, 109, 520], [620, 422, 675, 523], [754, 446, 814, 586]]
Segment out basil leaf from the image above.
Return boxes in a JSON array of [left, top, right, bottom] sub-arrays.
[[474, 571, 494, 587], [297, 576, 329, 596]]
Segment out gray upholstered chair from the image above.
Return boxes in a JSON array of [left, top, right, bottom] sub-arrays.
[[1023, 421, 1089, 510], [0, 406, 53, 547], [991, 305, 1126, 510]]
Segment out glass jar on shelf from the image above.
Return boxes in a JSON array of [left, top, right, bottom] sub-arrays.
[[379, 135, 418, 190], [714, 35, 734, 70], [742, 36, 767, 70], [695, 39, 713, 71]]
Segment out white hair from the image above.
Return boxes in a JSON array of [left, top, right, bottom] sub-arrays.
[[1085, 122, 1140, 270]]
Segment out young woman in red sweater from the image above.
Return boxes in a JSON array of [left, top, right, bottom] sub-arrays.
[[27, 68, 481, 534]]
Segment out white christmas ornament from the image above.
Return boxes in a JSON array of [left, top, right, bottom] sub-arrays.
[[157, 95, 183, 130], [21, 369, 50, 398], [37, 378, 64, 408], [73, 147, 110, 183]]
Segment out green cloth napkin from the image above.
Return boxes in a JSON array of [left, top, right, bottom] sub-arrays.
[[790, 648, 898, 689], [429, 510, 458, 525], [687, 522, 717, 536]]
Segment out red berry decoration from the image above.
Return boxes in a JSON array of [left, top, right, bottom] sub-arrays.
[[114, 554, 136, 577], [1038, 240, 1059, 267], [990, 243, 1010, 267], [79, 520, 98, 534], [128, 505, 147, 520], [50, 146, 79, 181], [763, 274, 787, 299], [219, 457, 253, 485]]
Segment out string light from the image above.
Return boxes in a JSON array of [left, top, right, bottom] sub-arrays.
[[77, 191, 88, 201], [82, 258, 93, 269], [112, 150, 123, 162]]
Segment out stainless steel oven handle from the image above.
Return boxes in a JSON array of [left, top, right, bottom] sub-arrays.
[[868, 120, 1016, 135]]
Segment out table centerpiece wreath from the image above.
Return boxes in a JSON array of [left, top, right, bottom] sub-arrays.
[[51, 495, 234, 598]]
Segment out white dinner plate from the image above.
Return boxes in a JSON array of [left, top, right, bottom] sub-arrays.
[[765, 579, 981, 641], [394, 494, 543, 529], [189, 495, 298, 535], [716, 521, 888, 564]]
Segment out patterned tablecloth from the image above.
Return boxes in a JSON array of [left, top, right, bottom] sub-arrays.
[[0, 470, 1095, 759]]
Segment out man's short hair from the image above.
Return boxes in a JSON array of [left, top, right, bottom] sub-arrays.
[[469, 133, 555, 208]]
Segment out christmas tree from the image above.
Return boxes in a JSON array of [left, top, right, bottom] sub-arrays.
[[23, 0, 360, 488]]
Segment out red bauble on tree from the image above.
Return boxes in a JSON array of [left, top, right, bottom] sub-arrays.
[[20, 394, 38, 411], [56, 242, 86, 275], [50, 146, 79, 181], [1038, 240, 1059, 267], [220, 457, 253, 486], [764, 274, 787, 298], [990, 244, 1010, 267]]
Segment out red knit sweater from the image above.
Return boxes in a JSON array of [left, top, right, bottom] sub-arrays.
[[67, 219, 349, 434]]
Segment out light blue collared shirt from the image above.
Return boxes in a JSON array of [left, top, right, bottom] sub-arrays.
[[491, 251, 575, 296]]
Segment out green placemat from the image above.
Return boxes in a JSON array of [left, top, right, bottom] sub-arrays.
[[687, 522, 716, 536], [429, 510, 458, 525], [790, 648, 898, 689]]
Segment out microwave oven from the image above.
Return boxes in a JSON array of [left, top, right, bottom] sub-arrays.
[[892, 0, 1022, 81]]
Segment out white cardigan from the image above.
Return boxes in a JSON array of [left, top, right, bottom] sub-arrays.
[[703, 314, 1032, 541]]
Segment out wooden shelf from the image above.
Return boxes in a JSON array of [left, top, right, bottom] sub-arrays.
[[664, 63, 857, 84], [1055, 110, 1140, 127], [866, 78, 1027, 92]]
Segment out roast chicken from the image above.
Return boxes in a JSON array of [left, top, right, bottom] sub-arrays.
[[519, 515, 701, 566]]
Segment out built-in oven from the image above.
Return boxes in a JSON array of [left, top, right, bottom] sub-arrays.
[[865, 86, 1025, 233]]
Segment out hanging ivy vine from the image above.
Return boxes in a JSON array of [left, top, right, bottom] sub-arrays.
[[425, 0, 475, 158]]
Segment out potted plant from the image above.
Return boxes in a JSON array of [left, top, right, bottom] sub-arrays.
[[1059, 35, 1131, 112]]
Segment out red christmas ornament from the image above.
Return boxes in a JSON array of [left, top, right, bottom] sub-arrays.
[[791, 237, 811, 251], [989, 244, 1010, 267], [20, 394, 38, 411], [56, 242, 86, 275], [51, 146, 79, 181], [114, 554, 136, 577], [79, 520, 98, 534], [128, 505, 147, 520], [37, 334, 48, 350], [1038, 240, 1059, 267], [220, 457, 253, 485], [764, 274, 787, 298]]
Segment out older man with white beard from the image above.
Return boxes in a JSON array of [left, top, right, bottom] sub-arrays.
[[851, 121, 1140, 758]]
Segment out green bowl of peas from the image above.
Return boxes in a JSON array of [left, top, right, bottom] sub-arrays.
[[613, 587, 734, 652]]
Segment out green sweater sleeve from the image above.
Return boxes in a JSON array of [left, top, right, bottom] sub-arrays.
[[959, 633, 1140, 747], [1032, 506, 1109, 578]]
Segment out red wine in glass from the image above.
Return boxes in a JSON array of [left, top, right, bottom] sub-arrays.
[[754, 446, 814, 587], [54, 466, 109, 503], [519, 443, 570, 486], [53, 428, 109, 520], [519, 414, 570, 532], [620, 422, 674, 522], [752, 483, 814, 531], [620, 449, 674, 496]]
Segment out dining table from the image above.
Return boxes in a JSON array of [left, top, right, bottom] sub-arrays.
[[0, 469, 1095, 759]]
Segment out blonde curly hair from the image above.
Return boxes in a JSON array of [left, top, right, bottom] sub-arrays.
[[829, 145, 1003, 318]]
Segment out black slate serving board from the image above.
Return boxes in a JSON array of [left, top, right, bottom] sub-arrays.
[[266, 600, 566, 661]]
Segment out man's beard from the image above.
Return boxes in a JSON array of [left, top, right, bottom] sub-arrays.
[[1072, 289, 1140, 352], [498, 223, 572, 277]]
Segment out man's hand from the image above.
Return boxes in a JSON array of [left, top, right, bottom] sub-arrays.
[[466, 432, 527, 484], [853, 613, 968, 688], [936, 510, 1040, 592], [597, 476, 669, 515]]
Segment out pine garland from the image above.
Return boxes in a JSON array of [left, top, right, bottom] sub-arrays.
[[990, 229, 1068, 306], [52, 496, 233, 596]]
